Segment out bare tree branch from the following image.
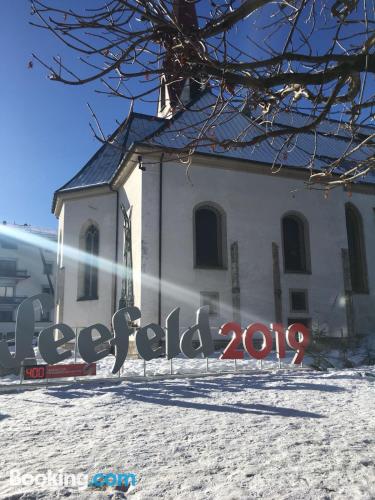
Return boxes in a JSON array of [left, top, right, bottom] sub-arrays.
[[30, 0, 375, 189]]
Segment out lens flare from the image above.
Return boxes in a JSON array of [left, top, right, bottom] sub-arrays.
[[0, 224, 266, 326]]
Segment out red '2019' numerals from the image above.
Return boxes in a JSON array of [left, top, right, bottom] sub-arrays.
[[286, 323, 310, 364], [219, 322, 309, 363], [242, 323, 273, 360], [219, 322, 244, 359]]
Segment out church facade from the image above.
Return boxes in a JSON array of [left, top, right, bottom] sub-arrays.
[[52, 86, 375, 342], [52, 0, 375, 343]]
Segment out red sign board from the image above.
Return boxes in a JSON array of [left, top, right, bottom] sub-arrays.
[[24, 363, 96, 380]]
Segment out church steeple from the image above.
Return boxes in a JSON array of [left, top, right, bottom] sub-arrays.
[[158, 0, 204, 118]]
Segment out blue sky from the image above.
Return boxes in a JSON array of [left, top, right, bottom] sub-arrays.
[[0, 1, 288, 232], [0, 1, 151, 230], [1, 2, 371, 231]]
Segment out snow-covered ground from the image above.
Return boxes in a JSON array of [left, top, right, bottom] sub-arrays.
[[0, 351, 307, 385], [0, 363, 375, 499]]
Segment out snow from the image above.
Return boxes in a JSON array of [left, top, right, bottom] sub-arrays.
[[0, 362, 375, 499], [0, 351, 305, 386]]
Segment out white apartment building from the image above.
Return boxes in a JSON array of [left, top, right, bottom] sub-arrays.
[[0, 222, 57, 343]]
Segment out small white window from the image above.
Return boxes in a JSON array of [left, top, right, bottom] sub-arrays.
[[0, 286, 14, 297]]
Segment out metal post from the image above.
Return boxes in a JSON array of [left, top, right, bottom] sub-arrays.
[[260, 359, 263, 369], [206, 357, 209, 373], [278, 358, 281, 369], [170, 358, 173, 375], [74, 329, 78, 363], [143, 359, 146, 377], [19, 361, 24, 385], [74, 328, 78, 381], [234, 359, 237, 372]]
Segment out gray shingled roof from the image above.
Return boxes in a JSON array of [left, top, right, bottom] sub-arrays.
[[56, 113, 165, 194], [144, 92, 374, 181], [54, 91, 374, 209]]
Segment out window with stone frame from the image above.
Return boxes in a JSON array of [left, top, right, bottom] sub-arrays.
[[282, 214, 310, 273], [345, 203, 368, 293], [194, 205, 225, 268], [78, 224, 99, 300]]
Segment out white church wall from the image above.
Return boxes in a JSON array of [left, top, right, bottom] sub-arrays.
[[347, 191, 375, 336], [142, 158, 375, 338], [55, 204, 65, 326], [57, 191, 117, 329], [55, 156, 375, 342], [139, 162, 162, 327], [157, 162, 232, 334], [117, 166, 143, 316], [279, 186, 348, 337]]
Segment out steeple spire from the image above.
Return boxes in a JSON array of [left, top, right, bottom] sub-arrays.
[[158, 0, 204, 118]]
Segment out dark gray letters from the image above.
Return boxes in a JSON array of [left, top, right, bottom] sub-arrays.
[[180, 307, 214, 358], [135, 323, 163, 361], [165, 308, 181, 359], [111, 307, 141, 374], [38, 323, 75, 364], [78, 324, 112, 363], [0, 293, 54, 369]]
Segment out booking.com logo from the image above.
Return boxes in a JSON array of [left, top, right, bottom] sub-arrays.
[[9, 469, 137, 491], [89, 472, 137, 490]]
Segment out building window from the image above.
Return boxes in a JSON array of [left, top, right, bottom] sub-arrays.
[[282, 213, 310, 273], [0, 311, 13, 322], [287, 317, 311, 329], [200, 291, 220, 315], [40, 286, 52, 321], [289, 289, 308, 313], [0, 260, 16, 277], [194, 204, 226, 268], [6, 332, 15, 345], [78, 224, 99, 300], [0, 287, 14, 297], [43, 262, 53, 275], [345, 203, 368, 293], [0, 235, 17, 249]]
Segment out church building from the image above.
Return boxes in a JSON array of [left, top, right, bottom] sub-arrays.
[[52, 3, 375, 344]]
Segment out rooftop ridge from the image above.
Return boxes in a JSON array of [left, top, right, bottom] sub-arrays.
[[2, 222, 57, 237]]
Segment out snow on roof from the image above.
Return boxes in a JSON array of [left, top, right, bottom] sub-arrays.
[[2, 222, 57, 240]]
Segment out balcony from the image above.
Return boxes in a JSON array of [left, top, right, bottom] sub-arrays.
[[0, 296, 27, 306], [0, 269, 29, 280]]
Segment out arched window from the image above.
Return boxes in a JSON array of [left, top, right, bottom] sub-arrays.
[[79, 224, 99, 300], [345, 203, 368, 293], [282, 213, 310, 273], [194, 204, 225, 268]]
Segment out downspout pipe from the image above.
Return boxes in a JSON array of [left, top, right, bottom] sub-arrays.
[[110, 186, 119, 317], [158, 153, 165, 325]]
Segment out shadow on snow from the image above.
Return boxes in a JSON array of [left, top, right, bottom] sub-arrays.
[[40, 372, 342, 419]]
